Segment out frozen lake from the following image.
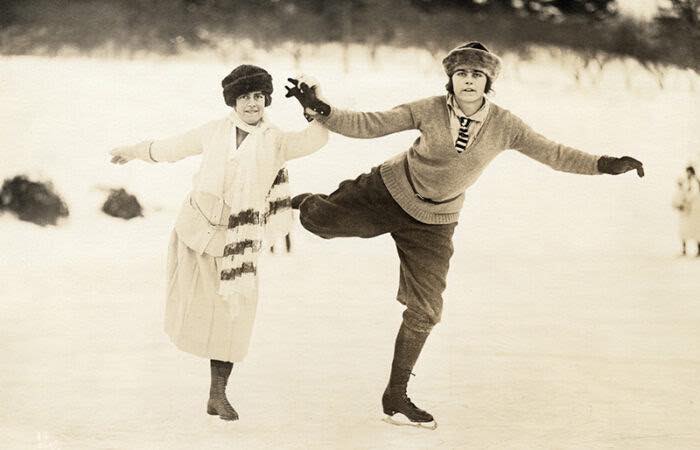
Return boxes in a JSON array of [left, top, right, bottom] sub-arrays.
[[1, 48, 699, 448]]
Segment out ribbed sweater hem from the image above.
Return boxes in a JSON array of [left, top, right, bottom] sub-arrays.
[[380, 156, 462, 225]]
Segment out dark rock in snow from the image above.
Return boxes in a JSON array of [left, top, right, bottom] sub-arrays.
[[0, 175, 69, 226], [102, 188, 143, 220]]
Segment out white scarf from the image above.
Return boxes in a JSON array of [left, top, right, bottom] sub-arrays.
[[217, 112, 293, 317]]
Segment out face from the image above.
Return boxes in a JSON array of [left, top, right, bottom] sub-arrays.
[[234, 91, 266, 125], [451, 66, 488, 105]]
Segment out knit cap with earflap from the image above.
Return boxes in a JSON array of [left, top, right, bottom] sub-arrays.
[[222, 64, 273, 107], [442, 42, 502, 81]]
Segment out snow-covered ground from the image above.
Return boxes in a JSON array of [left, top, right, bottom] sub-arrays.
[[1, 47, 699, 449]]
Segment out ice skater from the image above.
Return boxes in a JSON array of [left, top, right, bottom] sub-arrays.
[[109, 64, 328, 421], [285, 41, 644, 429], [672, 164, 700, 256]]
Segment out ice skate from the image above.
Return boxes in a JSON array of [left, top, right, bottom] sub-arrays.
[[208, 360, 239, 421], [207, 397, 239, 421], [382, 389, 437, 430], [381, 323, 437, 429]]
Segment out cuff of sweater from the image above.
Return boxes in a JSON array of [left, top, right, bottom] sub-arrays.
[[146, 141, 158, 163], [314, 107, 335, 125], [596, 155, 613, 174]]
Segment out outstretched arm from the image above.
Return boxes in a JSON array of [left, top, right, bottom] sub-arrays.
[[109, 123, 206, 165], [276, 120, 329, 161], [510, 115, 644, 177], [285, 77, 417, 139]]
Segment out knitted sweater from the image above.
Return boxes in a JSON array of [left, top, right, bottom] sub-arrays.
[[320, 96, 601, 224]]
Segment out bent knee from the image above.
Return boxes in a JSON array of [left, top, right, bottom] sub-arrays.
[[402, 309, 441, 334]]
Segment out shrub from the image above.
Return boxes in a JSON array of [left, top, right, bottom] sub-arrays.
[[101, 188, 143, 220], [0, 175, 69, 226]]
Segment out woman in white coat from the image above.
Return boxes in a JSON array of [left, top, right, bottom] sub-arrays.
[[109, 65, 328, 420], [673, 165, 700, 256]]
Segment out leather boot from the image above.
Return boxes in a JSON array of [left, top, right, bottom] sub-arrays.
[[291, 193, 313, 209], [382, 323, 436, 427], [207, 360, 239, 421]]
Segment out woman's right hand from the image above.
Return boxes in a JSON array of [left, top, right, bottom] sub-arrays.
[[296, 75, 325, 118], [109, 141, 153, 164], [284, 76, 331, 118], [295, 74, 322, 94]]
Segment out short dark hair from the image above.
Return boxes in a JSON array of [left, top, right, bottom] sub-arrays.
[[445, 75, 493, 95], [236, 91, 272, 107], [687, 166, 696, 175]]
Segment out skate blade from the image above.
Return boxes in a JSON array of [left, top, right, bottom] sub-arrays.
[[382, 414, 438, 430]]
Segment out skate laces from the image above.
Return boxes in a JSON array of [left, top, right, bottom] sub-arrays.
[[397, 391, 421, 411]]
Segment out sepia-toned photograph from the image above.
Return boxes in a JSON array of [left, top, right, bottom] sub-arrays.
[[1, 1, 698, 448]]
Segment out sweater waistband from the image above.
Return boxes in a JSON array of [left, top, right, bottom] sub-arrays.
[[379, 155, 462, 225], [403, 157, 462, 205]]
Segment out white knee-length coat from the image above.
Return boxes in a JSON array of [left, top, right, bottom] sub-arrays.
[[672, 174, 700, 241], [146, 112, 328, 362]]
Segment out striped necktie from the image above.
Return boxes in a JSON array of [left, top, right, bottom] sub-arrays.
[[455, 116, 472, 153]]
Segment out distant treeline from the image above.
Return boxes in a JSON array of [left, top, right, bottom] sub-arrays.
[[0, 0, 698, 71]]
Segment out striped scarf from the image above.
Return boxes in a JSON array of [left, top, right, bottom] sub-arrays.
[[217, 113, 293, 314]]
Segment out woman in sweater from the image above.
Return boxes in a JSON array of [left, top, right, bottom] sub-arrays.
[[289, 42, 644, 429], [110, 65, 328, 421]]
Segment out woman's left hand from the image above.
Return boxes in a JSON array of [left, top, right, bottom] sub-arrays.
[[597, 156, 645, 177]]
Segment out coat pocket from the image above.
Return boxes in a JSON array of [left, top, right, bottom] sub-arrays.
[[174, 196, 227, 257]]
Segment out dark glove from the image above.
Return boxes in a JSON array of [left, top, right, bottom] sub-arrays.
[[284, 78, 331, 121], [597, 156, 645, 177]]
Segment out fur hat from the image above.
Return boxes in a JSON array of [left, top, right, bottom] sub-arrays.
[[442, 41, 502, 81], [222, 64, 273, 107]]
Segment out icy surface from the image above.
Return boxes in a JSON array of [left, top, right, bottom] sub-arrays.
[[1, 50, 699, 449]]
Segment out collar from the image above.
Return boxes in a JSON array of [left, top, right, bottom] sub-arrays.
[[227, 110, 270, 134], [446, 94, 490, 122]]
